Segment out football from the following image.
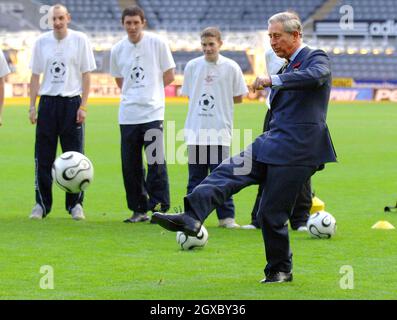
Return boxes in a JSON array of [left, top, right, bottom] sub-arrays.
[[199, 93, 215, 111], [51, 151, 94, 194], [176, 225, 209, 250], [307, 211, 337, 239]]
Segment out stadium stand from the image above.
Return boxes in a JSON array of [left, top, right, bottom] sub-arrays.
[[325, 0, 397, 20], [0, 2, 36, 31], [329, 52, 397, 80], [43, 0, 123, 32], [1, 0, 396, 97], [137, 0, 327, 31]]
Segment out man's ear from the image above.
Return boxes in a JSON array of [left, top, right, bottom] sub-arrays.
[[292, 30, 300, 40]]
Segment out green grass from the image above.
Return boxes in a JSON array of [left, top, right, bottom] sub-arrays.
[[0, 100, 397, 299]]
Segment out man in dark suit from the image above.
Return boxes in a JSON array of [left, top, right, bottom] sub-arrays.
[[152, 12, 337, 283]]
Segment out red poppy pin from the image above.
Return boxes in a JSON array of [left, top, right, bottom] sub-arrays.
[[292, 62, 301, 71]]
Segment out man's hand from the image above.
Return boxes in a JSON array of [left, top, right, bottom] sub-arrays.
[[29, 107, 37, 124], [76, 107, 87, 124], [252, 76, 272, 92]]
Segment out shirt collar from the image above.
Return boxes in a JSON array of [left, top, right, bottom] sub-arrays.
[[288, 43, 306, 64], [205, 54, 225, 65]]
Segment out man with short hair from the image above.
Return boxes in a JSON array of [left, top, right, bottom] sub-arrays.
[[110, 6, 175, 223], [182, 27, 248, 229], [29, 4, 96, 220], [0, 48, 11, 126], [153, 12, 336, 283]]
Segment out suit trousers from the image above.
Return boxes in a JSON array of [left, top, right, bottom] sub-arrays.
[[187, 145, 234, 220], [184, 149, 316, 274], [120, 121, 170, 214], [34, 95, 84, 216]]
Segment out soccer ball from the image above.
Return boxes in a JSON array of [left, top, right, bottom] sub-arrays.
[[131, 66, 145, 83], [176, 225, 209, 250], [52, 151, 94, 194], [307, 211, 337, 239], [199, 93, 215, 111], [50, 61, 66, 79]]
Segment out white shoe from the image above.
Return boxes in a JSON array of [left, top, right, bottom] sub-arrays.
[[296, 226, 308, 232], [29, 204, 43, 220], [218, 218, 240, 228], [71, 204, 85, 220], [241, 224, 259, 230]]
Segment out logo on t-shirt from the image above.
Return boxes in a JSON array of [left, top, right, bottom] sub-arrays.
[[50, 61, 66, 82], [199, 93, 215, 112], [130, 66, 145, 84]]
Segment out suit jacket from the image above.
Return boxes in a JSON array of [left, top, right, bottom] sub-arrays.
[[252, 46, 337, 166]]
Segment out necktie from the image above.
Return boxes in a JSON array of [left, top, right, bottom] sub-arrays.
[[270, 59, 291, 103], [278, 59, 290, 74]]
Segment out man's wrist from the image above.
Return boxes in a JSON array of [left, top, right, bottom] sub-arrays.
[[79, 105, 87, 112]]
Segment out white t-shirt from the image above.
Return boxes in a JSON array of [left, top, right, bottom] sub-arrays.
[[29, 29, 96, 97], [182, 55, 248, 146], [265, 48, 285, 109], [0, 49, 11, 78], [110, 32, 176, 124]]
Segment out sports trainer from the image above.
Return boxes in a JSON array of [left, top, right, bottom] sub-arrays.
[[29, 4, 96, 220], [110, 6, 175, 223], [182, 27, 248, 229], [153, 12, 337, 283], [0, 48, 11, 126]]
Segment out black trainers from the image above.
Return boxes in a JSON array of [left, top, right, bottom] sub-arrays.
[[260, 271, 293, 284], [123, 212, 149, 223]]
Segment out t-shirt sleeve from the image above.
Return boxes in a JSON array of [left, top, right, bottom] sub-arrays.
[[80, 35, 97, 73], [158, 39, 176, 73], [29, 39, 43, 75], [233, 64, 248, 97], [0, 50, 10, 77], [180, 63, 191, 97], [109, 46, 122, 78]]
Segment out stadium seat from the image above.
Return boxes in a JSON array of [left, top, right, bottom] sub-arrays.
[[137, 0, 327, 31]]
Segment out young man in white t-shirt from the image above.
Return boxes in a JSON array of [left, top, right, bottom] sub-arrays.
[[28, 4, 96, 220], [110, 6, 175, 223], [181, 27, 248, 228], [0, 49, 11, 126]]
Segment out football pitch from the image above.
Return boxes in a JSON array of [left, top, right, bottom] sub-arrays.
[[0, 98, 397, 300]]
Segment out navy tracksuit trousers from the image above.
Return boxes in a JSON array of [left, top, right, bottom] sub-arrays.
[[35, 95, 84, 216], [120, 121, 170, 214], [187, 145, 234, 220]]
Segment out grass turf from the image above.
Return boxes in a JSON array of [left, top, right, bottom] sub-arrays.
[[0, 99, 396, 299]]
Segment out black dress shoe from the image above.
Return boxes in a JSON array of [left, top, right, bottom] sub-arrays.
[[151, 212, 201, 236], [260, 271, 293, 283]]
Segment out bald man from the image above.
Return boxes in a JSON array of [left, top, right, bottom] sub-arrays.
[[29, 4, 96, 220]]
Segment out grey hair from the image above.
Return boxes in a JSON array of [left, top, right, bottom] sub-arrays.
[[268, 12, 302, 35]]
